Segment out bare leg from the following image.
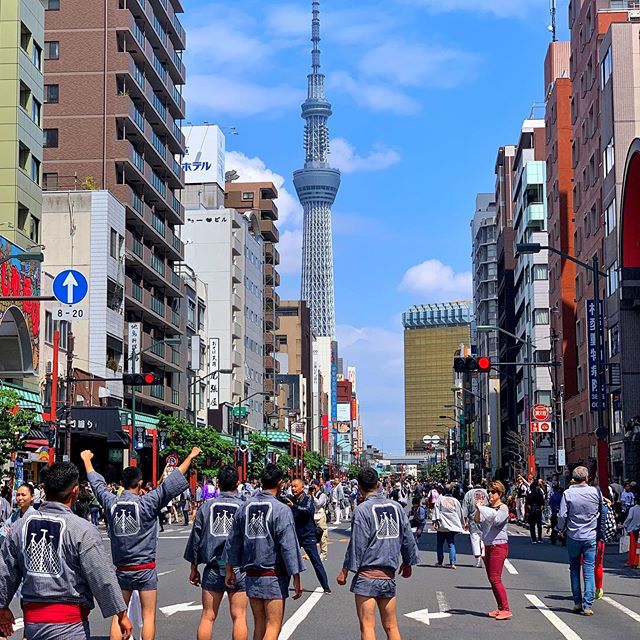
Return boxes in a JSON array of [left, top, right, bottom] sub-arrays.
[[355, 595, 378, 640], [250, 598, 266, 640], [228, 591, 249, 640], [262, 599, 285, 640], [197, 590, 224, 640], [139, 589, 158, 640], [110, 590, 132, 640], [377, 597, 401, 640]]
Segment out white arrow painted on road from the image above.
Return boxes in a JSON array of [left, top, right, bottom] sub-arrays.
[[405, 591, 452, 626], [62, 271, 79, 304], [14, 617, 23, 631], [159, 601, 203, 617]]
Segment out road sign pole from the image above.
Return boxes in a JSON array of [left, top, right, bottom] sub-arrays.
[[49, 329, 59, 466]]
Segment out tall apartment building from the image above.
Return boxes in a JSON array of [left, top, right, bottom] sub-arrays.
[[225, 182, 281, 419], [182, 205, 265, 433], [471, 194, 500, 472], [403, 302, 472, 454], [0, 0, 44, 249], [276, 300, 315, 446], [544, 41, 577, 469], [42, 0, 187, 417], [495, 145, 518, 476], [512, 116, 554, 479], [566, 0, 631, 472]]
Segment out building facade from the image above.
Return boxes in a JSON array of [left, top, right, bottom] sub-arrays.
[[43, 0, 187, 416], [403, 302, 472, 454]]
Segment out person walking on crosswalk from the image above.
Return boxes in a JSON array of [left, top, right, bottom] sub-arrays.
[[184, 465, 248, 640], [336, 467, 419, 640], [81, 447, 201, 640]]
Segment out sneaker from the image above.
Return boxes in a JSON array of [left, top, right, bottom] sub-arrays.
[[434, 563, 443, 568], [573, 604, 583, 613], [450, 564, 457, 570], [595, 589, 604, 600], [324, 588, 332, 594], [495, 611, 513, 620], [488, 609, 500, 618], [476, 557, 483, 568], [582, 609, 594, 616]]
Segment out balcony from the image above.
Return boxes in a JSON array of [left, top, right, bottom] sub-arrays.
[[265, 242, 280, 266], [149, 291, 165, 318], [264, 264, 280, 287], [125, 276, 145, 312], [232, 350, 242, 368], [259, 198, 278, 220], [232, 321, 242, 339], [232, 264, 242, 284], [524, 203, 545, 228], [232, 233, 242, 256], [232, 292, 242, 311], [259, 219, 279, 243]]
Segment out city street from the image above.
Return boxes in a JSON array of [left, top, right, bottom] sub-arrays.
[[8, 523, 639, 639]]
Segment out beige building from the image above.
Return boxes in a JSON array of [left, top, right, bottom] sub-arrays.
[[403, 302, 472, 454], [0, 0, 45, 247]]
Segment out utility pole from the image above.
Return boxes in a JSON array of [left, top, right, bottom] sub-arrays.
[[49, 329, 59, 466], [65, 331, 75, 460]]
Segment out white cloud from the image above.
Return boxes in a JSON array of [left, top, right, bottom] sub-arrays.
[[278, 229, 303, 276], [225, 151, 302, 228], [402, 0, 546, 18], [398, 259, 472, 301], [358, 41, 478, 89], [336, 323, 405, 453], [328, 71, 421, 116], [330, 138, 401, 174], [185, 75, 302, 119]]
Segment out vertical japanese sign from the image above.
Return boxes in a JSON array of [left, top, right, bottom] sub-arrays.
[[586, 300, 606, 412], [208, 338, 220, 409], [127, 322, 141, 373]]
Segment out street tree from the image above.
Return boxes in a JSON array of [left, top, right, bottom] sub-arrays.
[[247, 432, 269, 479], [276, 453, 295, 473], [303, 450, 326, 477], [0, 389, 35, 468], [428, 461, 448, 482], [158, 415, 233, 478], [347, 463, 362, 479]]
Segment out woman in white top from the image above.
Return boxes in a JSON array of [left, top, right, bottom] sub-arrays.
[[432, 485, 465, 569]]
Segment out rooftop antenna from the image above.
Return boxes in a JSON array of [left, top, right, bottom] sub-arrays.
[[548, 0, 557, 42]]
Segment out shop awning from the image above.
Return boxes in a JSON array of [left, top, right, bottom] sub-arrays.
[[1, 382, 43, 422], [24, 428, 49, 449]]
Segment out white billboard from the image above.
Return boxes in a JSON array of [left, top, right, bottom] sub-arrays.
[[182, 125, 226, 188], [336, 403, 351, 422]]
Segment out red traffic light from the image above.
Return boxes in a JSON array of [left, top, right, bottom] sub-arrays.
[[123, 372, 163, 386], [477, 356, 492, 372], [453, 356, 492, 373], [143, 373, 156, 384]]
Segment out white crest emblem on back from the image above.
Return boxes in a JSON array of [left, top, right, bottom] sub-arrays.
[[245, 502, 272, 540], [209, 502, 239, 537], [111, 501, 140, 536], [372, 504, 400, 540], [23, 515, 66, 577]]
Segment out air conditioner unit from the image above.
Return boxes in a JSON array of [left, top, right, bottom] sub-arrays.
[[46, 361, 52, 375]]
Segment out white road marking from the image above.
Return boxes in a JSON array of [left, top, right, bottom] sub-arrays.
[[525, 594, 582, 640], [602, 597, 640, 623], [158, 569, 176, 577], [159, 601, 203, 617], [504, 559, 518, 575], [157, 535, 190, 539], [436, 591, 449, 613], [278, 587, 323, 640]]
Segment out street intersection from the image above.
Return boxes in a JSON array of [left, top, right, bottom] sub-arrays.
[[8, 524, 639, 639]]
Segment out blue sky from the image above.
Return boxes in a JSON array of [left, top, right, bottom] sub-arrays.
[[182, 0, 569, 452]]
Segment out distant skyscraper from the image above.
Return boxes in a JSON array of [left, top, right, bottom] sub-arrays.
[[294, 0, 340, 338]]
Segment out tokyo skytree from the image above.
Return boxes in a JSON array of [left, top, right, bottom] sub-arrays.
[[294, 0, 341, 338]]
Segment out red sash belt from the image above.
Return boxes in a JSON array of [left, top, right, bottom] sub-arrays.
[[23, 603, 89, 624], [246, 568, 287, 578], [117, 561, 157, 572]]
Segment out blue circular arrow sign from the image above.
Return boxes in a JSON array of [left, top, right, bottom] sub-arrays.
[[52, 269, 88, 305]]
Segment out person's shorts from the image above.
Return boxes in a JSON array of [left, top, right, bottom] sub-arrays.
[[350, 574, 396, 599], [116, 567, 158, 592], [245, 575, 290, 600], [24, 621, 91, 639], [202, 566, 246, 593]]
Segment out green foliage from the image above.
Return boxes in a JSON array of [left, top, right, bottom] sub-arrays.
[[158, 415, 234, 478], [428, 461, 449, 482], [0, 389, 35, 467], [303, 451, 326, 476], [247, 432, 269, 480], [347, 463, 362, 479], [276, 453, 295, 472]]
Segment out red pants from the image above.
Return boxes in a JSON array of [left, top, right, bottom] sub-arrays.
[[595, 541, 605, 592], [484, 543, 510, 611]]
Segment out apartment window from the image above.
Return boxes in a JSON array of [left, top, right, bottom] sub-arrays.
[[31, 98, 41, 127], [608, 324, 620, 358], [577, 366, 584, 392], [43, 172, 58, 190], [601, 46, 612, 88], [44, 312, 69, 349], [20, 24, 32, 52], [44, 41, 59, 60], [44, 84, 59, 103], [534, 309, 550, 325], [18, 143, 29, 172], [589, 205, 598, 235], [603, 137, 615, 177], [45, 0, 60, 9], [605, 198, 616, 236], [606, 261, 619, 297], [576, 319, 584, 346], [533, 264, 548, 280], [17, 205, 28, 230], [242, 192, 253, 201], [110, 228, 123, 259], [29, 216, 39, 243], [43, 128, 58, 148], [19, 82, 30, 110], [32, 42, 42, 70], [30, 156, 40, 184]]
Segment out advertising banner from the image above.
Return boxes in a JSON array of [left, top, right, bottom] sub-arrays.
[[586, 300, 606, 412]]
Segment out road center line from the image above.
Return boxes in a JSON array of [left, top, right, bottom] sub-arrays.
[[158, 569, 176, 576], [525, 594, 582, 640], [504, 559, 518, 575], [278, 587, 323, 640], [602, 596, 640, 623]]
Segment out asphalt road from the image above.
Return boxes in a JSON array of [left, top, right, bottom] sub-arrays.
[[8, 520, 640, 639]]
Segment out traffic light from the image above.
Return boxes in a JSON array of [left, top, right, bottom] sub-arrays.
[[122, 372, 163, 386], [453, 356, 492, 373]]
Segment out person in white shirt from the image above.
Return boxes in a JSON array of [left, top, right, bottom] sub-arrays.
[[310, 484, 328, 560]]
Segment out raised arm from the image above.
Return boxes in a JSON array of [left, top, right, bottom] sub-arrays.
[[82, 450, 116, 511], [177, 447, 202, 477]]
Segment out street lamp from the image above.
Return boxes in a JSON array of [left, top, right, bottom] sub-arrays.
[[234, 391, 270, 447], [188, 368, 233, 429], [515, 242, 609, 488], [128, 336, 181, 452], [0, 251, 44, 265]]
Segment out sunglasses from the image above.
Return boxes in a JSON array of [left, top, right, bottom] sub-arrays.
[[488, 489, 501, 495]]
